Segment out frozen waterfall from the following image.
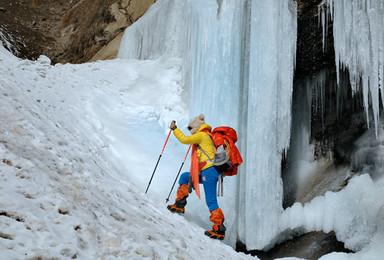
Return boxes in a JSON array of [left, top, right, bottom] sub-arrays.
[[118, 0, 297, 250]]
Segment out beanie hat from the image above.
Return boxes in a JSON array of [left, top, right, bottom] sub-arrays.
[[188, 114, 205, 134]]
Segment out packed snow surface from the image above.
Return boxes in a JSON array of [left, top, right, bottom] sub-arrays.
[[0, 44, 255, 259]]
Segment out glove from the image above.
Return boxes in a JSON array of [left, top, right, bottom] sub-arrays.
[[170, 120, 177, 130]]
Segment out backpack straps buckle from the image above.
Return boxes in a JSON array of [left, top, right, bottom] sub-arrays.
[[217, 173, 224, 196]]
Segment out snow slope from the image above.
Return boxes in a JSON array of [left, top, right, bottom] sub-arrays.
[[0, 44, 255, 259]]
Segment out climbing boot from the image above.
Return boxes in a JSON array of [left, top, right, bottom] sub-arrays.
[[167, 184, 189, 214], [204, 208, 226, 240]]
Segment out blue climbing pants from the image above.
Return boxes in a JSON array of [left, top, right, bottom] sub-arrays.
[[179, 166, 219, 212]]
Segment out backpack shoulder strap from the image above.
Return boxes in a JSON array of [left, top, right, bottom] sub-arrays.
[[196, 144, 213, 163]]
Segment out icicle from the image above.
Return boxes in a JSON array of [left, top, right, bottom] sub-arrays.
[[322, 0, 384, 137], [321, 4, 328, 51]]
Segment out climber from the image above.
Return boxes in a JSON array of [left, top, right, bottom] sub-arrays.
[[167, 114, 226, 240]]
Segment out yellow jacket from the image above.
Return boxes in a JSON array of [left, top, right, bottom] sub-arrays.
[[173, 123, 214, 171]]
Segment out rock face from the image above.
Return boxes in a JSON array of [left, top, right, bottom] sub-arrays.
[[0, 0, 155, 64]]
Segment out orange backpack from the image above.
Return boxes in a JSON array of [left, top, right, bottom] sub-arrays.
[[198, 127, 243, 176]]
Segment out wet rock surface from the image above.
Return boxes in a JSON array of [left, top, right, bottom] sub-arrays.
[[237, 231, 353, 260]]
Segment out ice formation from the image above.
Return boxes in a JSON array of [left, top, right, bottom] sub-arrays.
[[321, 0, 384, 135]]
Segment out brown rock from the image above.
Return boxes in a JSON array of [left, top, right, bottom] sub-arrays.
[[0, 0, 155, 64]]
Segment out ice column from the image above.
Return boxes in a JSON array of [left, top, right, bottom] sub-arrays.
[[237, 0, 297, 249], [321, 0, 384, 135]]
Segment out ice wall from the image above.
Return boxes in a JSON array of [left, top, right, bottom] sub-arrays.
[[118, 0, 188, 60], [321, 0, 384, 135], [238, 0, 297, 249], [118, 0, 297, 250]]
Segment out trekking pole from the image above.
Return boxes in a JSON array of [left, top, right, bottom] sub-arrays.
[[145, 122, 174, 194], [165, 145, 192, 203]]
